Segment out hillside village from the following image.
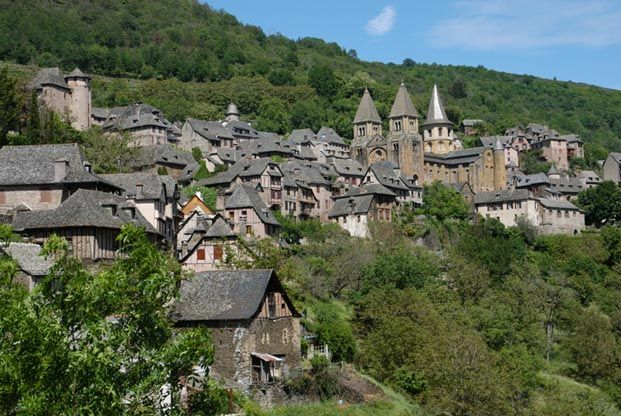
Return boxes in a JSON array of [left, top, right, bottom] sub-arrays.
[[2, 64, 621, 412]]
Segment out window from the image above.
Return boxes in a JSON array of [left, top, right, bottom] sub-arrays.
[[246, 225, 253, 235], [40, 189, 52, 203], [267, 292, 276, 318], [214, 245, 223, 260], [395, 120, 402, 131], [196, 249, 205, 261]]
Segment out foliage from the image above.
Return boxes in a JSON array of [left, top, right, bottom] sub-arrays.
[[310, 302, 356, 362], [0, 66, 20, 145], [80, 127, 141, 173], [419, 181, 469, 223], [519, 149, 552, 174], [0, 225, 225, 414], [576, 181, 621, 227], [181, 185, 217, 210]]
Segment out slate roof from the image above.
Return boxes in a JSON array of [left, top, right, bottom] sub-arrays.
[[354, 88, 381, 123], [288, 129, 316, 144], [329, 194, 375, 218], [316, 127, 346, 145], [1, 243, 53, 277], [66, 67, 90, 79], [424, 147, 487, 165], [390, 82, 418, 118], [480, 136, 513, 148], [333, 159, 365, 177], [280, 160, 332, 186], [537, 198, 582, 211], [224, 184, 280, 226], [99, 172, 175, 199], [474, 189, 532, 205], [172, 269, 299, 322], [30, 67, 70, 90], [423, 84, 451, 126], [205, 216, 236, 238], [133, 144, 199, 182], [516, 173, 551, 187], [0, 143, 119, 188], [578, 170, 601, 183], [199, 158, 281, 187], [12, 189, 158, 234], [461, 119, 484, 127], [549, 177, 584, 193], [368, 162, 409, 191]]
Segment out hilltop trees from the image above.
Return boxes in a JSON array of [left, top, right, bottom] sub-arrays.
[[577, 181, 621, 227], [0, 67, 20, 145]]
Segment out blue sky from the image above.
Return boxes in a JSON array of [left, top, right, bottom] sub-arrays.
[[205, 0, 621, 90]]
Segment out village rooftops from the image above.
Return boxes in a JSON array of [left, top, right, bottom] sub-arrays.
[[515, 173, 551, 187], [199, 158, 282, 187], [172, 269, 299, 323], [480, 136, 513, 148], [0, 143, 120, 189], [186, 118, 235, 142], [332, 159, 365, 177], [316, 127, 346, 145], [30, 67, 71, 91], [12, 189, 158, 234], [537, 198, 583, 211]]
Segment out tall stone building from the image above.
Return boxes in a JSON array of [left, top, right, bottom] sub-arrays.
[[31, 68, 92, 131], [350, 83, 506, 192]]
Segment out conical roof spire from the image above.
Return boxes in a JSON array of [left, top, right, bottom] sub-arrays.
[[354, 88, 381, 124], [226, 103, 239, 117], [493, 137, 504, 151], [390, 81, 418, 118], [423, 84, 451, 126]]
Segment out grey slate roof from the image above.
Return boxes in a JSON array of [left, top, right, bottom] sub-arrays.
[[1, 243, 53, 277], [390, 82, 419, 118], [133, 144, 199, 182], [333, 159, 365, 177], [280, 160, 331, 186], [66, 67, 90, 79], [30, 67, 70, 90], [172, 269, 298, 322], [199, 158, 281, 187], [329, 194, 375, 218], [423, 84, 451, 126], [12, 189, 158, 234], [368, 162, 409, 191], [0, 143, 119, 188], [99, 173, 175, 200], [205, 216, 236, 238], [316, 127, 346, 145], [516, 173, 551, 187], [353, 88, 381, 123], [424, 147, 487, 166], [481, 136, 513, 148], [461, 119, 484, 127], [537, 198, 582, 211], [224, 184, 280, 226], [474, 189, 531, 205], [288, 129, 316, 144]]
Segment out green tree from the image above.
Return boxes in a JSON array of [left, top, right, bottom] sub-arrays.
[[311, 302, 356, 362], [0, 226, 225, 414], [0, 67, 21, 145], [308, 64, 338, 99], [576, 181, 621, 227], [254, 97, 291, 134], [420, 181, 469, 223], [81, 128, 140, 173], [519, 149, 552, 174]]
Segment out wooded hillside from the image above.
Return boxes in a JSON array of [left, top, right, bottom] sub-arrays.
[[1, 0, 621, 159]]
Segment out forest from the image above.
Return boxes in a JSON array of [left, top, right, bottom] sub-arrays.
[[1, 0, 621, 161]]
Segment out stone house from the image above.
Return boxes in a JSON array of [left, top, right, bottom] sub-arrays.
[[474, 188, 584, 234], [577, 170, 602, 189], [602, 153, 621, 183], [177, 215, 237, 273], [460, 119, 485, 136], [0, 243, 53, 290], [332, 159, 366, 187], [0, 143, 121, 216], [31, 67, 91, 131], [92, 103, 180, 146], [328, 184, 397, 238], [99, 173, 178, 244], [223, 184, 281, 239], [180, 118, 236, 154], [12, 189, 160, 261], [280, 161, 333, 221], [281, 174, 317, 218], [132, 145, 199, 185], [362, 161, 418, 204], [203, 158, 284, 211], [480, 136, 520, 167], [530, 132, 569, 171], [172, 269, 302, 390]]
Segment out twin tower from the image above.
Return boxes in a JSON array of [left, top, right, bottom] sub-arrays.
[[351, 82, 506, 191]]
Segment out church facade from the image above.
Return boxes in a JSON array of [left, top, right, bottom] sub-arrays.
[[351, 83, 506, 193]]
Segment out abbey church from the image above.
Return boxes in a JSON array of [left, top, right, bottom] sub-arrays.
[[351, 83, 506, 192]]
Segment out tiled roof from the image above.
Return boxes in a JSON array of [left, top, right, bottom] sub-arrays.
[[390, 82, 418, 118], [474, 188, 531, 205], [1, 243, 53, 276], [99, 172, 175, 199], [30, 67, 70, 90], [224, 184, 280, 226], [354, 88, 381, 123], [423, 84, 451, 126]]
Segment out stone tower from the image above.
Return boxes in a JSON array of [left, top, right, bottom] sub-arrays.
[[422, 84, 455, 155], [64, 68, 91, 131], [493, 137, 507, 189], [351, 88, 384, 168], [387, 82, 423, 180], [224, 103, 240, 122]]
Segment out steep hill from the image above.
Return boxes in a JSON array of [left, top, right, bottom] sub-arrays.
[[2, 0, 621, 158]]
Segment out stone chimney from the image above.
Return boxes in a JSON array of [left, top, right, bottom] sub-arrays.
[[54, 159, 69, 182]]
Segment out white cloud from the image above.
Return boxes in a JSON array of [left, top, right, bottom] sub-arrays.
[[365, 5, 396, 36], [430, 0, 621, 50]]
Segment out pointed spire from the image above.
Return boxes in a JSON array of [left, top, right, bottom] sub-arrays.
[[548, 163, 559, 175], [354, 88, 381, 124], [493, 137, 504, 151], [390, 81, 418, 118], [423, 84, 451, 126]]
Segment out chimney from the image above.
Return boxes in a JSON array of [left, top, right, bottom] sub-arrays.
[[54, 159, 69, 182], [136, 183, 144, 199]]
